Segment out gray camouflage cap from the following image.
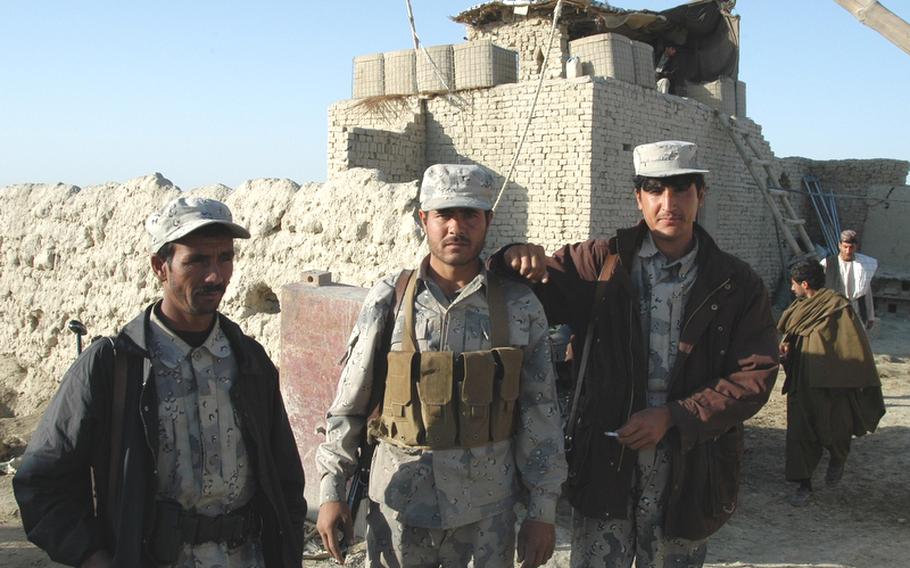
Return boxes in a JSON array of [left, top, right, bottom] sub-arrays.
[[419, 164, 495, 211], [633, 140, 709, 178], [145, 196, 250, 253]]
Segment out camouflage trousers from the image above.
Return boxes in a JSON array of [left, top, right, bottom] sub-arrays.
[[570, 443, 707, 568], [366, 501, 516, 568]]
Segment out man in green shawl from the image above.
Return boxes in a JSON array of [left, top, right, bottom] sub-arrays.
[[778, 260, 885, 507]]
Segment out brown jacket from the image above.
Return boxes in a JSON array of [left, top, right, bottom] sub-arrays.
[[489, 222, 779, 540]]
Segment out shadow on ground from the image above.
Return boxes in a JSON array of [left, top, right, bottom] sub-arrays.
[[0, 524, 64, 567]]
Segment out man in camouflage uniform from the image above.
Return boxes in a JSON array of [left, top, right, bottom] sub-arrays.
[[316, 164, 567, 568], [490, 141, 779, 567], [14, 197, 306, 567]]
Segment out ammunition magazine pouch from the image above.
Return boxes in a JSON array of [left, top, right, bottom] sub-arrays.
[[458, 351, 494, 446], [372, 270, 524, 450], [491, 347, 522, 442], [381, 351, 422, 445], [419, 351, 457, 447]]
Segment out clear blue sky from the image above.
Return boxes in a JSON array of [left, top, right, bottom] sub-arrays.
[[1, 1, 908, 189]]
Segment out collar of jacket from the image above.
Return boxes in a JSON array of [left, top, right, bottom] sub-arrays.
[[613, 221, 735, 294], [115, 302, 257, 373], [416, 253, 489, 307], [612, 221, 738, 353]]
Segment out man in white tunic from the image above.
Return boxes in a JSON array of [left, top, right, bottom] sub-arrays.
[[820, 229, 878, 330]]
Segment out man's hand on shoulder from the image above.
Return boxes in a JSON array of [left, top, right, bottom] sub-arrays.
[[517, 519, 555, 568], [617, 406, 673, 450], [316, 501, 354, 564], [504, 244, 550, 284], [79, 550, 112, 568]]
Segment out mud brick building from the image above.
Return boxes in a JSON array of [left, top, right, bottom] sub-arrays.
[[328, 0, 909, 289]]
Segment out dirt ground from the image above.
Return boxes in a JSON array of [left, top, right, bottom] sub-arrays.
[[1, 315, 908, 568]]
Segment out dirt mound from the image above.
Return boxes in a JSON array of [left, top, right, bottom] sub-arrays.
[[0, 169, 424, 421]]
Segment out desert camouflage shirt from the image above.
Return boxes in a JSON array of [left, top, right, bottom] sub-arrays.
[[631, 233, 700, 408], [149, 311, 263, 567], [316, 261, 567, 529]]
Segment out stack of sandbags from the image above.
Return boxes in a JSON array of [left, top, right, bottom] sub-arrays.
[[569, 33, 635, 85], [417, 44, 455, 94], [685, 77, 737, 116], [352, 53, 384, 98], [383, 50, 417, 96], [453, 39, 518, 90]]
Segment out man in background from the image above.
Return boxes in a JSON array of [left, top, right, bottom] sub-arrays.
[[820, 229, 878, 330], [655, 46, 679, 94], [778, 259, 885, 507]]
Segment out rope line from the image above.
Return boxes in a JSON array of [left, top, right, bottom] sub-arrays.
[[405, 0, 420, 50], [404, 0, 454, 94], [403, 0, 567, 213], [403, 0, 471, 153], [492, 0, 565, 213]]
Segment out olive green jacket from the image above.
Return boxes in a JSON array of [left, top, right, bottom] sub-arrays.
[[778, 288, 879, 390]]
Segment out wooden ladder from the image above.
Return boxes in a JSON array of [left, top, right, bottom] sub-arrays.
[[715, 110, 817, 262]]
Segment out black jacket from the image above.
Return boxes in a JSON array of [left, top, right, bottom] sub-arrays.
[[13, 304, 306, 567], [490, 222, 779, 539]]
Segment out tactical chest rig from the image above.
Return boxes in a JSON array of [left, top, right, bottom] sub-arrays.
[[370, 270, 524, 450]]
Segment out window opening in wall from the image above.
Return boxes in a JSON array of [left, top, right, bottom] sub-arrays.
[[888, 303, 897, 314], [902, 281, 910, 292], [622, 143, 632, 151], [535, 48, 545, 74]]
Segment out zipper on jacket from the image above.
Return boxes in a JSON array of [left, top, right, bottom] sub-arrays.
[[617, 296, 637, 472], [615, 257, 635, 473], [139, 364, 159, 471]]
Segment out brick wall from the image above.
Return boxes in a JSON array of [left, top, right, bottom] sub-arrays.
[[329, 75, 908, 288], [424, 78, 596, 251], [863, 184, 910, 278], [804, 159, 909, 242], [329, 74, 789, 289], [342, 125, 425, 183], [466, 15, 569, 81], [327, 97, 425, 182], [778, 157, 910, 249], [586, 76, 784, 291]]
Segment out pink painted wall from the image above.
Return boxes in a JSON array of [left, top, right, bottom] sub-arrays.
[[280, 280, 367, 516]]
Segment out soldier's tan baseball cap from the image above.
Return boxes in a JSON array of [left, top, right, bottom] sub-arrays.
[[419, 164, 495, 211], [633, 140, 710, 178], [145, 196, 250, 253]]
